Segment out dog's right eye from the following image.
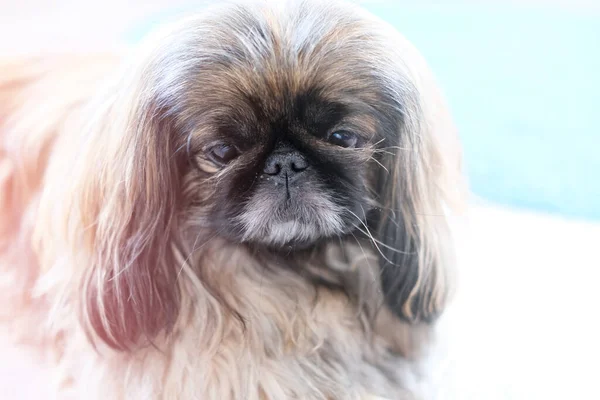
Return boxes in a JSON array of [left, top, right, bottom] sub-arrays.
[[207, 143, 240, 166]]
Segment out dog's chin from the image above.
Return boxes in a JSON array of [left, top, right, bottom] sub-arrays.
[[246, 221, 330, 251], [245, 219, 361, 253], [263, 237, 318, 253]]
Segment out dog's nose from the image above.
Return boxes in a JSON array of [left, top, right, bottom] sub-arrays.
[[263, 151, 308, 180]]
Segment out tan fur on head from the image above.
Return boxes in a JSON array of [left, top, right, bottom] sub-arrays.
[[1, 1, 465, 399]]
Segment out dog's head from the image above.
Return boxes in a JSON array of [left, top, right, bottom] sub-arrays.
[[41, 0, 464, 349]]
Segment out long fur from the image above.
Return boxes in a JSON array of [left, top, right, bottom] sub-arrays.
[[0, 1, 465, 399]]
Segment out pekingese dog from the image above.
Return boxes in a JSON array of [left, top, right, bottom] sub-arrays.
[[0, 0, 465, 399]]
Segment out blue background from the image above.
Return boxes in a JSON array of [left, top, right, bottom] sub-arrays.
[[128, 3, 600, 221]]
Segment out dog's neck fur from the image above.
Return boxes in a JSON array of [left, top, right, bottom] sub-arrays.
[[47, 238, 429, 399]]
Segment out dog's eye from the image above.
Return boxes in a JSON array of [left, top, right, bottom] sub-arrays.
[[328, 131, 358, 148], [207, 143, 239, 165]]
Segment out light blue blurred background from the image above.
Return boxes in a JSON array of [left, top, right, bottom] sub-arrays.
[[128, 1, 600, 221]]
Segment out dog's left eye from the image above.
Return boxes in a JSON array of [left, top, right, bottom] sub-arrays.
[[328, 131, 358, 148], [207, 143, 240, 165]]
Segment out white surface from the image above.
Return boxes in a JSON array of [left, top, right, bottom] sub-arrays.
[[436, 203, 600, 399]]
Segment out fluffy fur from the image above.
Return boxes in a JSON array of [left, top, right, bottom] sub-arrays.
[[0, 1, 465, 399]]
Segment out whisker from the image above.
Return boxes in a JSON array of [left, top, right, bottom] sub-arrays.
[[361, 206, 415, 254], [347, 230, 380, 293], [371, 149, 395, 157], [369, 156, 389, 173], [176, 227, 225, 281], [345, 210, 396, 264], [377, 145, 414, 152], [367, 202, 447, 217]]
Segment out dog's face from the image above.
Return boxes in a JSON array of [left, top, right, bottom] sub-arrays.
[[197, 89, 375, 249], [191, 84, 393, 250], [163, 5, 402, 250]]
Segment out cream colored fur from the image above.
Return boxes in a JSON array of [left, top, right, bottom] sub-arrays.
[[0, 1, 465, 399]]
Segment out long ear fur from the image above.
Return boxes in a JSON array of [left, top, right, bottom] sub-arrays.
[[374, 32, 466, 324], [79, 105, 183, 350], [35, 49, 188, 350]]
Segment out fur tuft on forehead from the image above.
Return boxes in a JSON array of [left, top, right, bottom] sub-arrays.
[[139, 1, 408, 125]]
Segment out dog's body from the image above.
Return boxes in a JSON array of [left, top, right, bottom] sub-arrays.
[[0, 1, 465, 399]]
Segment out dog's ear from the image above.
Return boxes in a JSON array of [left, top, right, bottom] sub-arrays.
[[26, 54, 192, 351], [374, 172, 450, 324], [31, 23, 218, 350], [372, 51, 465, 324], [75, 95, 183, 350]]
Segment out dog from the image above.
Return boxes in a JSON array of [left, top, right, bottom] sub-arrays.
[[0, 0, 465, 398]]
